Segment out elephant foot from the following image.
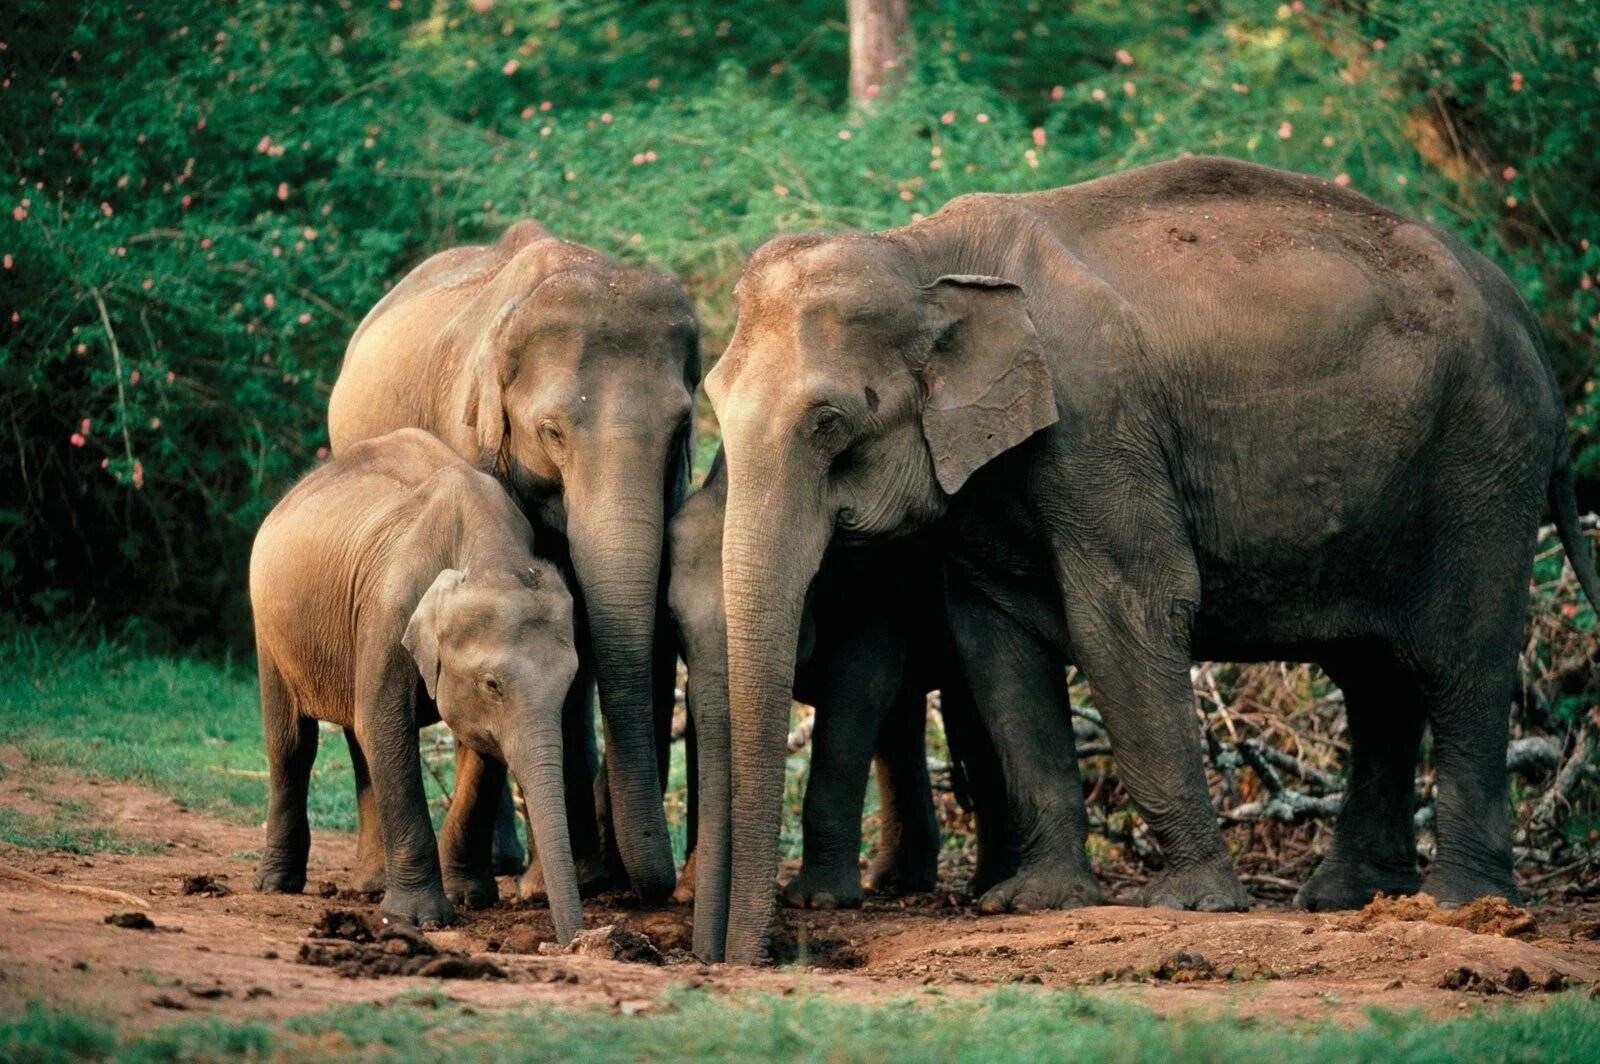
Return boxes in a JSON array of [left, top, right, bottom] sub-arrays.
[[977, 864, 1101, 914], [254, 861, 305, 895], [1420, 861, 1520, 907], [671, 850, 697, 904], [349, 860, 387, 896], [1295, 857, 1419, 912], [862, 850, 938, 898], [519, 852, 612, 902], [443, 869, 500, 910], [1139, 856, 1249, 912], [380, 884, 454, 929], [780, 865, 863, 911]]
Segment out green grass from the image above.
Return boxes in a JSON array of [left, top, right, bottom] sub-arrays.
[[5, 988, 1600, 1063]]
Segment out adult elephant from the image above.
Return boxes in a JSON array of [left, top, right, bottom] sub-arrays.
[[699, 156, 1600, 962], [668, 452, 1015, 955], [329, 220, 697, 903]]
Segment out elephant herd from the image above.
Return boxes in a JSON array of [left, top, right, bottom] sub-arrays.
[[248, 155, 1600, 964]]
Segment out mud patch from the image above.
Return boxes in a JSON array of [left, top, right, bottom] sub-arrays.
[[1089, 950, 1278, 985], [1340, 893, 1538, 938], [297, 909, 506, 980]]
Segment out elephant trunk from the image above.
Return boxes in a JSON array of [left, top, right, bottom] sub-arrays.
[[682, 594, 731, 960], [719, 455, 830, 963], [567, 487, 677, 902], [505, 719, 583, 945]]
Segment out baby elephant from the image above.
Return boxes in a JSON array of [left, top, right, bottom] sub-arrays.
[[249, 428, 583, 941]]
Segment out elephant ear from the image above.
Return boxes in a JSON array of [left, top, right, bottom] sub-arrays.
[[402, 569, 465, 701], [916, 275, 1060, 496], [461, 297, 525, 470]]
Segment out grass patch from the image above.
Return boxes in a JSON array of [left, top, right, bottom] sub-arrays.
[[5, 988, 1600, 1062], [0, 803, 153, 856]]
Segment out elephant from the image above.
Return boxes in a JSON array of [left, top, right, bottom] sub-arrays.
[[696, 155, 1600, 962], [669, 452, 1016, 957], [250, 428, 583, 941], [328, 220, 699, 903]]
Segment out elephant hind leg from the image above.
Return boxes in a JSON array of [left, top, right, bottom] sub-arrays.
[[1296, 649, 1424, 911], [256, 653, 318, 895], [345, 728, 386, 894], [863, 686, 939, 897], [439, 745, 506, 909]]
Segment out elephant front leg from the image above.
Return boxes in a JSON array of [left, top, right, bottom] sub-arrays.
[[946, 583, 1101, 914], [355, 647, 452, 927], [439, 744, 507, 909], [862, 687, 940, 897], [1059, 565, 1246, 913], [344, 729, 386, 894]]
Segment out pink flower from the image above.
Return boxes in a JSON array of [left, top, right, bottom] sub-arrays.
[[1049, 86, 1064, 101], [10, 207, 23, 221], [276, 182, 288, 201], [316, 446, 329, 459], [520, 105, 535, 119], [199, 238, 211, 249], [256, 135, 272, 153], [1032, 127, 1046, 147], [1582, 277, 1593, 290], [1124, 81, 1136, 97], [899, 189, 913, 201], [132, 460, 144, 489], [181, 194, 191, 208], [165, 371, 176, 383], [773, 184, 789, 197], [540, 100, 552, 111], [1334, 173, 1351, 186], [100, 201, 113, 216], [150, 417, 161, 429], [1115, 49, 1134, 65], [1506, 195, 1518, 208], [838, 129, 851, 140], [1502, 166, 1517, 180], [129, 370, 140, 384], [502, 59, 519, 76], [69, 432, 85, 447], [1278, 121, 1293, 139], [940, 110, 955, 124], [1510, 71, 1524, 91], [298, 312, 311, 324], [865, 83, 880, 99], [1091, 88, 1107, 102], [471, 0, 492, 11], [80, 418, 91, 434], [2, 254, 11, 269], [302, 227, 317, 240], [263, 293, 276, 309], [1372, 38, 1386, 50], [600, 112, 613, 124], [975, 112, 989, 123]]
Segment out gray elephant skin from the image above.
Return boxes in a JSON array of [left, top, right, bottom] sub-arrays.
[[328, 220, 699, 902], [668, 451, 1015, 956], [250, 429, 584, 942], [698, 155, 1600, 962]]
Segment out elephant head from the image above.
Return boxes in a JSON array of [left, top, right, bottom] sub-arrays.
[[699, 233, 1058, 961], [462, 248, 700, 901], [403, 564, 585, 943]]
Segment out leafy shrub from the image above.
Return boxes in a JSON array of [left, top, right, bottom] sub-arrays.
[[3, 0, 1596, 641]]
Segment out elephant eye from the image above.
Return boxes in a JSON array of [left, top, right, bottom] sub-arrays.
[[812, 406, 845, 437], [482, 674, 504, 698], [538, 420, 566, 450]]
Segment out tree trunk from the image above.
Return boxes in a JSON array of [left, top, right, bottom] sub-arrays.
[[848, 0, 912, 105]]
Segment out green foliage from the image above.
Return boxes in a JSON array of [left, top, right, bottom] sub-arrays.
[[5, 988, 1600, 1062], [4, 1, 1597, 641]]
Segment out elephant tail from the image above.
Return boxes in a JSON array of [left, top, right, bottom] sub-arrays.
[[1549, 446, 1600, 613]]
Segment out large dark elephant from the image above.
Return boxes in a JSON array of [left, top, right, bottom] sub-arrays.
[[697, 156, 1600, 962], [328, 221, 698, 903], [669, 452, 1016, 957]]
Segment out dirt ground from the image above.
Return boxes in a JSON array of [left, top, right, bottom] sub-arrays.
[[3, 746, 1598, 1030]]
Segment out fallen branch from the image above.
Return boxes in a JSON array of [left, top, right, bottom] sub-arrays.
[[1528, 710, 1600, 833], [0, 864, 151, 909]]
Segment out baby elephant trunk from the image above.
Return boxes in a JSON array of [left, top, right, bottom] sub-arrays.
[[505, 718, 583, 945]]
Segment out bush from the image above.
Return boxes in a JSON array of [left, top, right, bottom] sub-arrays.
[[3, 1, 1597, 642]]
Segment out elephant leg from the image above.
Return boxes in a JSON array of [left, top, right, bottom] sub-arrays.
[[521, 666, 610, 901], [946, 584, 1101, 914], [673, 708, 699, 903], [355, 644, 451, 927], [936, 675, 1018, 897], [439, 744, 506, 909], [1296, 652, 1424, 910], [490, 776, 526, 875], [863, 687, 939, 897], [781, 653, 898, 910], [1422, 649, 1521, 904], [344, 728, 386, 894], [256, 653, 317, 895]]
